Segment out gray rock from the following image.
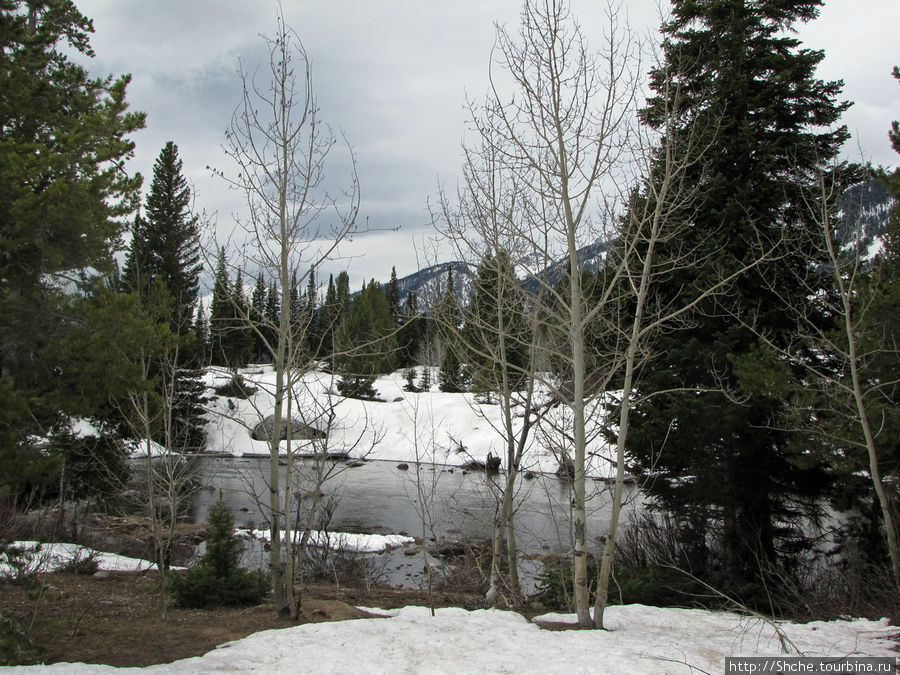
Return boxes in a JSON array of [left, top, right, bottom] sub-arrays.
[[251, 415, 326, 442], [93, 570, 111, 580]]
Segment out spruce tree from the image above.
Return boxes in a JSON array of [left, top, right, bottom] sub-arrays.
[[209, 248, 239, 366], [626, 0, 851, 597], [388, 266, 401, 326], [464, 252, 529, 397], [397, 290, 423, 368], [305, 269, 318, 356], [228, 269, 253, 366], [250, 273, 267, 362], [336, 280, 395, 398], [262, 281, 281, 362], [317, 274, 338, 359], [0, 0, 144, 492], [122, 142, 201, 335], [437, 267, 466, 393]]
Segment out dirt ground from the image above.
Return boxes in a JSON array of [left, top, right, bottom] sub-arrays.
[[1, 571, 484, 668]]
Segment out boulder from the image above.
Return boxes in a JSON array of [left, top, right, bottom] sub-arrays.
[[251, 415, 326, 442]]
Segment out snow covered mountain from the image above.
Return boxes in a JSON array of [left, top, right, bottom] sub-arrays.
[[839, 178, 894, 262]]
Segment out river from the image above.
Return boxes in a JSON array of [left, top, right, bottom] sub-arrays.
[[188, 455, 644, 591]]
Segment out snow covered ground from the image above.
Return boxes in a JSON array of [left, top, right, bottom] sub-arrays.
[[10, 368, 893, 672], [0, 541, 173, 576], [203, 365, 619, 477], [6, 603, 896, 673], [238, 529, 414, 554]]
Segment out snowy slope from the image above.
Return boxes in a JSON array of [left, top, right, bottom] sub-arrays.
[[6, 604, 896, 674], [203, 366, 619, 477]]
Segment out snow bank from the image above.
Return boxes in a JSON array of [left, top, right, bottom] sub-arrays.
[[0, 541, 176, 576], [204, 366, 620, 477], [7, 604, 895, 674], [238, 529, 414, 553]]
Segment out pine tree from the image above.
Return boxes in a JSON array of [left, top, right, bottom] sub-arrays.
[[305, 269, 318, 356], [262, 281, 281, 362], [0, 0, 144, 488], [388, 266, 401, 326], [228, 269, 253, 365], [626, 0, 851, 597], [209, 248, 231, 366], [336, 279, 396, 398], [464, 252, 529, 398], [397, 290, 423, 368], [122, 142, 201, 336], [317, 274, 337, 359], [437, 267, 466, 393], [121, 142, 206, 448], [193, 302, 210, 362], [250, 273, 267, 361]]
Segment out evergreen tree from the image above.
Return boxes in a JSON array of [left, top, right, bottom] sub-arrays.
[[251, 273, 267, 362], [193, 302, 210, 362], [336, 279, 396, 398], [262, 280, 281, 362], [317, 274, 337, 359], [0, 0, 144, 303], [335, 271, 350, 318], [122, 141, 201, 336], [626, 0, 851, 598], [170, 498, 268, 608], [397, 290, 424, 368], [0, 0, 144, 499], [437, 267, 466, 393], [209, 251, 251, 366], [229, 269, 253, 365], [388, 266, 401, 326], [464, 252, 529, 397], [209, 248, 231, 365], [305, 269, 318, 356], [123, 141, 206, 447]]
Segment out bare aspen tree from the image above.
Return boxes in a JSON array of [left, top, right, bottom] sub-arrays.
[[212, 9, 360, 618], [443, 0, 776, 626], [739, 171, 900, 591], [434, 129, 543, 605], [124, 342, 201, 618], [441, 0, 638, 625]]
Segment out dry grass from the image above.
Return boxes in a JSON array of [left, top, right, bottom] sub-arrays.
[[1, 571, 482, 667]]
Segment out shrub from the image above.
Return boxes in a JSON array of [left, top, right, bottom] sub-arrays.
[[169, 499, 268, 609], [533, 555, 599, 610], [336, 374, 377, 400], [402, 367, 420, 393], [57, 549, 100, 576], [214, 372, 257, 399], [170, 565, 268, 609], [0, 541, 48, 585], [0, 613, 42, 666]]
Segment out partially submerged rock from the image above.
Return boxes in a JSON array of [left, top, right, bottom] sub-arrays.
[[250, 415, 326, 442]]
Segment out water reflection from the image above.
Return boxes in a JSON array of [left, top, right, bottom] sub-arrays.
[[189, 456, 644, 590]]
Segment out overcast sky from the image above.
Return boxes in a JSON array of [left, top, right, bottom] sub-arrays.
[[73, 0, 900, 287]]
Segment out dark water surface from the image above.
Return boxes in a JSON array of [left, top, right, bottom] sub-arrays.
[[189, 455, 644, 590]]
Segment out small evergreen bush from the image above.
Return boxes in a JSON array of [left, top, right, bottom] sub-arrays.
[[417, 366, 432, 392], [336, 374, 377, 400], [0, 613, 42, 666], [403, 367, 420, 393], [214, 372, 257, 399], [170, 499, 268, 609]]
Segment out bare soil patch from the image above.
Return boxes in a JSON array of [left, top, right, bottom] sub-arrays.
[[1, 571, 483, 667]]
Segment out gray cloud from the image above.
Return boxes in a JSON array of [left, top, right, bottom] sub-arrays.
[[74, 0, 899, 287]]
